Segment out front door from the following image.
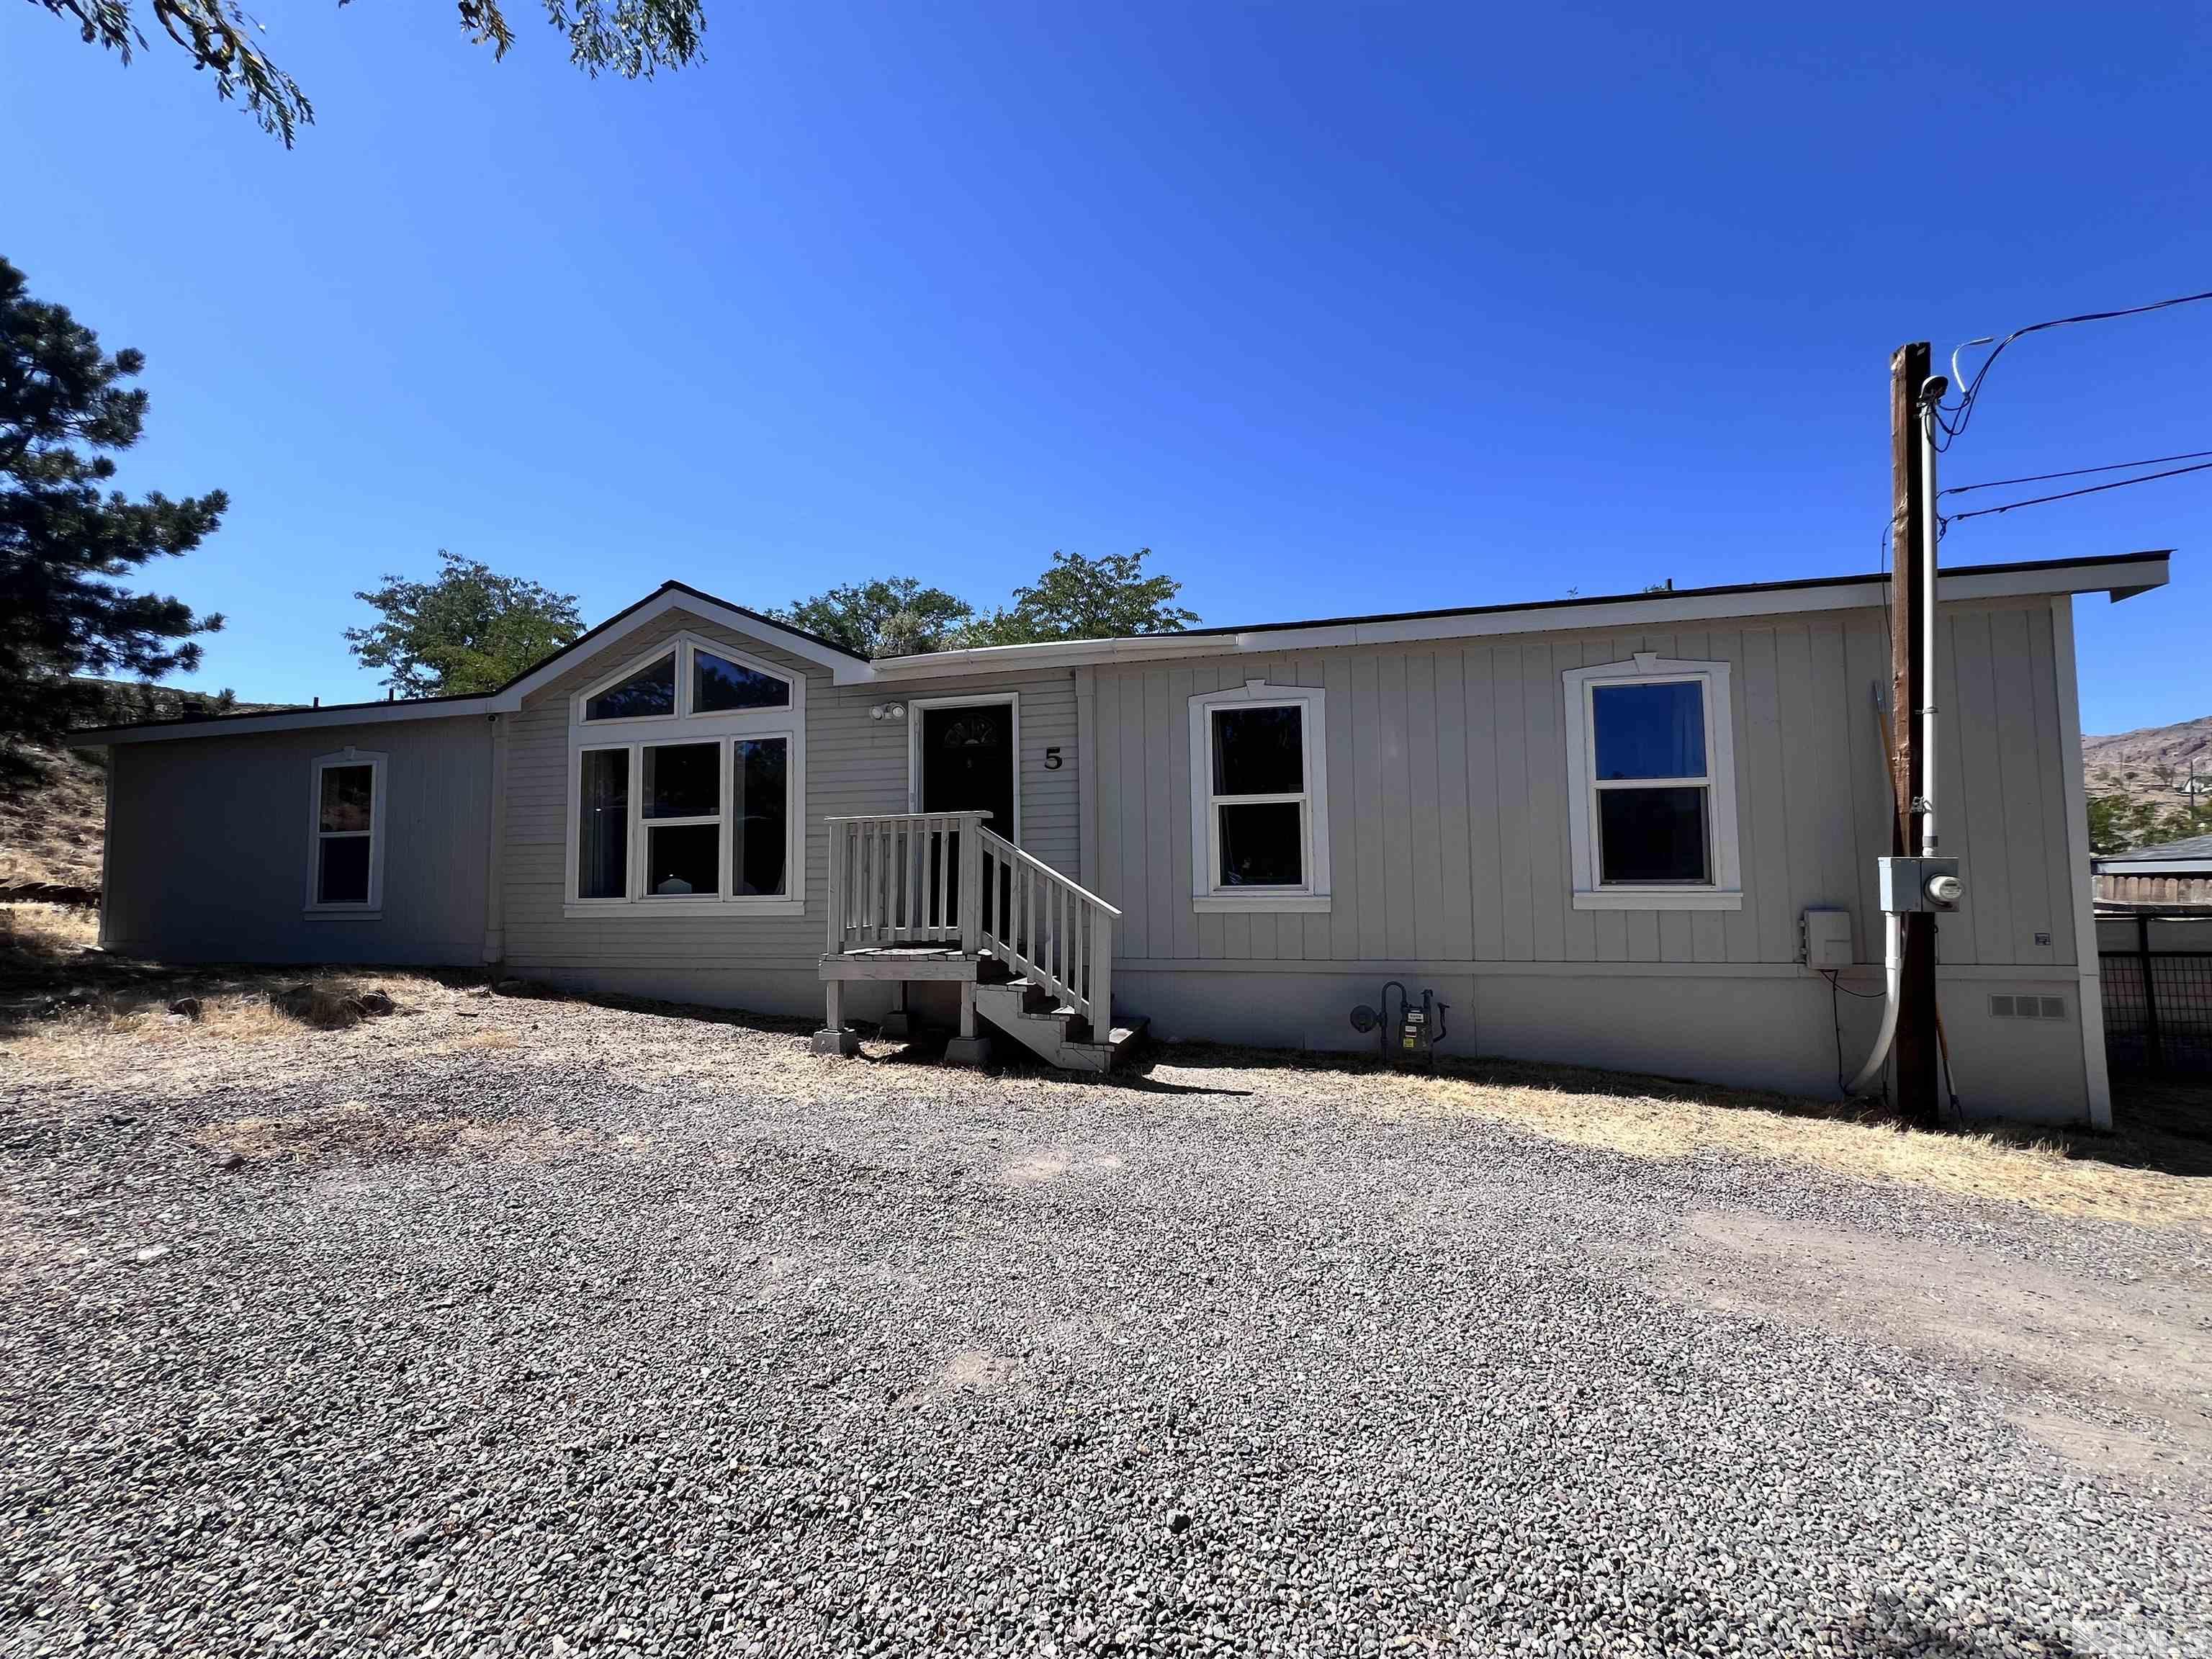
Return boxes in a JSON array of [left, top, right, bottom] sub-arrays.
[[918, 701, 1016, 932], [918, 701, 1016, 839]]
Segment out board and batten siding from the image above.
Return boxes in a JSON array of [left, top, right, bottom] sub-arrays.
[[102, 714, 493, 966], [1085, 599, 2078, 971], [497, 609, 1078, 1012], [1083, 598, 2093, 1119]]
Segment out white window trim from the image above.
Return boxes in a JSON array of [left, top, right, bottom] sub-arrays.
[[572, 631, 798, 728], [1562, 652, 1742, 911], [563, 633, 807, 917], [304, 747, 387, 918], [906, 692, 1021, 844], [1187, 680, 1331, 914]]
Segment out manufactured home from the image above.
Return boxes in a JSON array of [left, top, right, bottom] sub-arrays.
[[75, 550, 2170, 1125]]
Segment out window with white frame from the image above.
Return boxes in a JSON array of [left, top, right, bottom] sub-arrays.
[[1562, 654, 1741, 909], [567, 634, 806, 916], [1187, 680, 1331, 913], [306, 748, 386, 915]]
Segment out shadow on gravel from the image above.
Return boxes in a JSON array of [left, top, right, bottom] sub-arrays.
[[518, 984, 818, 1038], [1835, 1604, 2082, 1658]]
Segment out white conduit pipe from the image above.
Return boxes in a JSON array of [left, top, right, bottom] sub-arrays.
[[1918, 375, 1942, 862], [1844, 912, 1904, 1096]]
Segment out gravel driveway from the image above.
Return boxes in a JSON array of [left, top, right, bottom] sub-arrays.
[[4, 984, 2208, 1658]]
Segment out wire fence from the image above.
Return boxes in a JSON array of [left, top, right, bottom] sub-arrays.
[[2100, 914, 2212, 1075]]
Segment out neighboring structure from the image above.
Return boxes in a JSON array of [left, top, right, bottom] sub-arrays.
[[75, 551, 2172, 1125], [2093, 833, 2212, 909]]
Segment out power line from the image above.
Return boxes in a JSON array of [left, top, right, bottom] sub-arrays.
[[1938, 446, 2212, 497], [1933, 287, 2212, 451], [1941, 457, 2212, 523]]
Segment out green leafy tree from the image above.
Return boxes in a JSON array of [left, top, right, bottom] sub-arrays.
[[345, 549, 582, 697], [30, 0, 708, 145], [0, 256, 226, 786], [2086, 790, 2212, 855], [963, 549, 1199, 647], [2087, 793, 2141, 855], [767, 576, 977, 660]]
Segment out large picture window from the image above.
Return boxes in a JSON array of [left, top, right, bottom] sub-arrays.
[[1187, 680, 1331, 913], [1563, 654, 1740, 909], [566, 634, 805, 916], [305, 749, 386, 916]]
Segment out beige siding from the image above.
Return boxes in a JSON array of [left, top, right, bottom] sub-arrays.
[[1084, 598, 2079, 972], [498, 611, 1077, 1000]]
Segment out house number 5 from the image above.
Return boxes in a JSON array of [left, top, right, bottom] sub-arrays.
[[1043, 747, 1064, 770]]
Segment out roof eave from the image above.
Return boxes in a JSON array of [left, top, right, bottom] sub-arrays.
[[70, 550, 2172, 740], [869, 551, 2171, 680]]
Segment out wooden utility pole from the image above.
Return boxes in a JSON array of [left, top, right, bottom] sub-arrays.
[[1889, 342, 1941, 1126]]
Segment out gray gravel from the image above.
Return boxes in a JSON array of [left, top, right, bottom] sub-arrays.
[[3, 990, 2208, 1658]]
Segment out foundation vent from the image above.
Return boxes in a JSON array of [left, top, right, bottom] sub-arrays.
[[1988, 993, 2067, 1020]]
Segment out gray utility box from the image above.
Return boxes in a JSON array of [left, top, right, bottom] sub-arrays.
[[1801, 907, 1853, 969], [1879, 855, 1962, 913]]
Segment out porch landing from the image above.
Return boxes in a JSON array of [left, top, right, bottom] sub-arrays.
[[817, 945, 984, 982]]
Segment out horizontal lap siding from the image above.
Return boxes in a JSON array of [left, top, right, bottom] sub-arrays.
[[499, 613, 1079, 981], [1087, 600, 2076, 971]]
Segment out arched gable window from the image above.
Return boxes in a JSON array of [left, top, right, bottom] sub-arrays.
[[565, 634, 806, 917]]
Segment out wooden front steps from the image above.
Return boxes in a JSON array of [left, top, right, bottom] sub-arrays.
[[975, 979, 1148, 1076], [817, 811, 1135, 1073]]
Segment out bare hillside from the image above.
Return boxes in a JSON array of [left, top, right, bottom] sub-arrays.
[[2084, 714, 2212, 804], [0, 748, 107, 889]]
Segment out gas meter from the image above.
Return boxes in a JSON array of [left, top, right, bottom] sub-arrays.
[[1350, 981, 1451, 1070]]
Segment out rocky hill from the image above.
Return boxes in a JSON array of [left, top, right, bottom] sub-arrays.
[[2084, 714, 2212, 797], [2081, 714, 2212, 853]]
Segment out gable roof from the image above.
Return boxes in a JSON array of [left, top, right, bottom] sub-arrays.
[[70, 549, 2172, 745], [493, 580, 868, 695]]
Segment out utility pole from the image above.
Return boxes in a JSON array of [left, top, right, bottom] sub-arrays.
[[1889, 342, 1941, 1126]]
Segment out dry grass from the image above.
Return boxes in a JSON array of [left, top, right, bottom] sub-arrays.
[[0, 752, 105, 889], [0, 971, 453, 1078], [0, 904, 100, 958], [1146, 1047, 2212, 1230]]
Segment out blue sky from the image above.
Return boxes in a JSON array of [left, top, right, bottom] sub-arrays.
[[4, 2, 2206, 734]]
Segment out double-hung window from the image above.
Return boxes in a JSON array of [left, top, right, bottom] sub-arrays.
[[1187, 680, 1331, 913], [1562, 654, 1741, 909], [567, 634, 805, 917], [305, 748, 386, 916]]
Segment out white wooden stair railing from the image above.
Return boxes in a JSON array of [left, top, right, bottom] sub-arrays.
[[822, 810, 1120, 1034], [974, 822, 1118, 1033], [824, 811, 992, 956]]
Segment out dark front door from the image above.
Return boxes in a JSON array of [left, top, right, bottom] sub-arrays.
[[920, 702, 1015, 837], [920, 701, 1015, 933]]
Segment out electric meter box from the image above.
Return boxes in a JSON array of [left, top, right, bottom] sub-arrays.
[[1801, 907, 1853, 969], [1878, 855, 1963, 914]]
